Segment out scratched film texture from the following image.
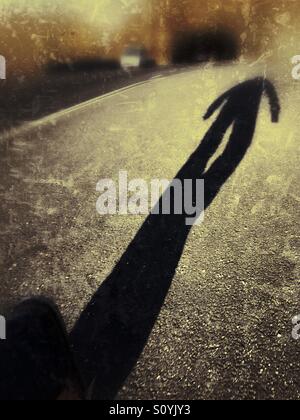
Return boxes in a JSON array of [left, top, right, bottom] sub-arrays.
[[0, 0, 300, 400]]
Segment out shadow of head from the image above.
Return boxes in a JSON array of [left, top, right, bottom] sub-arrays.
[[171, 28, 239, 65]]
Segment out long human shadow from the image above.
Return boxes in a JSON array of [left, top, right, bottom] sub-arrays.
[[70, 77, 280, 400]]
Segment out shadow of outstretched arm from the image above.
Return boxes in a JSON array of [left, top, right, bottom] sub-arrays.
[[263, 79, 281, 123], [203, 90, 230, 120]]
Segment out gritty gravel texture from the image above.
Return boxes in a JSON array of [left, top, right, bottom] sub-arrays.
[[0, 64, 299, 400]]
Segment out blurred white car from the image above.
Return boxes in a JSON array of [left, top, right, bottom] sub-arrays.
[[121, 47, 155, 70]]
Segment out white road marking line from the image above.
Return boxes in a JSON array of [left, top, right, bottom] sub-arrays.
[[0, 72, 181, 142]]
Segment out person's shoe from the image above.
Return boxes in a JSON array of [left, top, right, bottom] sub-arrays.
[[0, 298, 83, 400]]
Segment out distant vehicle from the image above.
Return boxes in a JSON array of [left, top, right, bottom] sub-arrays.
[[121, 46, 156, 70]]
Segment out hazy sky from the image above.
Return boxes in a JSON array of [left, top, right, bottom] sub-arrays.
[[0, 0, 145, 32], [0, 0, 299, 79], [0, 0, 148, 76]]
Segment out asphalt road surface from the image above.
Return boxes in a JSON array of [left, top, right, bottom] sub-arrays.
[[0, 64, 300, 400]]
